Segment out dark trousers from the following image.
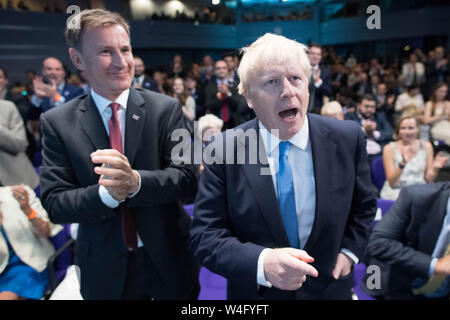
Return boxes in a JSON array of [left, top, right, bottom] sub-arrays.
[[121, 247, 161, 300]]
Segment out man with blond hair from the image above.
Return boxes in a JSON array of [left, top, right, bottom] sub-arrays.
[[39, 9, 199, 300], [189, 33, 376, 299]]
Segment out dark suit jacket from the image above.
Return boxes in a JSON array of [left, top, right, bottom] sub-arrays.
[[203, 82, 242, 126], [345, 111, 393, 148], [308, 66, 332, 113], [140, 76, 159, 93], [28, 82, 84, 120], [366, 182, 450, 300], [40, 88, 199, 299], [189, 115, 377, 299]]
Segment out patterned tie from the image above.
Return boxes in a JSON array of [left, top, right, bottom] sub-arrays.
[[219, 92, 230, 123], [277, 141, 300, 249], [108, 103, 138, 250]]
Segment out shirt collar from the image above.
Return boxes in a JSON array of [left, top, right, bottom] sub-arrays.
[[90, 88, 130, 115], [57, 81, 65, 93], [258, 116, 309, 155]]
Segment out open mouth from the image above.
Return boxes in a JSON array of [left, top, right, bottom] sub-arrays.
[[279, 108, 298, 120]]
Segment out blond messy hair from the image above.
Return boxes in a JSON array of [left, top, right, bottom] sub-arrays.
[[237, 33, 311, 96], [65, 9, 130, 51]]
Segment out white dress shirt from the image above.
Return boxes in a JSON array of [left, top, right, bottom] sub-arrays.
[[256, 117, 358, 287], [90, 88, 143, 248]]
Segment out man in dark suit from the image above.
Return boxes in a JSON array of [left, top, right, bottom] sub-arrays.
[[132, 56, 158, 92], [39, 9, 199, 300], [366, 182, 450, 300], [307, 44, 332, 114], [425, 46, 449, 98], [203, 60, 242, 129], [189, 33, 377, 300], [345, 94, 393, 161], [28, 57, 84, 120]]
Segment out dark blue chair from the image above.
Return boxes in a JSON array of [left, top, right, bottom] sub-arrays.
[[352, 198, 394, 300], [371, 156, 386, 192], [183, 204, 227, 300]]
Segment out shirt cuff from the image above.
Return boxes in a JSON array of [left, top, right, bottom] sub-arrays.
[[373, 130, 381, 140], [98, 185, 122, 208], [314, 79, 323, 88], [429, 258, 438, 277], [340, 248, 359, 265], [31, 94, 42, 108], [128, 170, 141, 199], [257, 248, 273, 288]]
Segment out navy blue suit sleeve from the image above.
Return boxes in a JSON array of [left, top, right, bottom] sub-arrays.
[[367, 187, 432, 278], [189, 162, 265, 291]]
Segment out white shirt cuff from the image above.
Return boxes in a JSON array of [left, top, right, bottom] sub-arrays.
[[314, 79, 323, 88], [340, 248, 359, 265], [31, 94, 42, 108], [429, 258, 438, 277], [257, 248, 273, 288], [98, 185, 121, 208], [373, 130, 381, 140]]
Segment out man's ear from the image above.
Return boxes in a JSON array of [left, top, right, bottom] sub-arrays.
[[69, 48, 85, 71], [244, 90, 254, 110]]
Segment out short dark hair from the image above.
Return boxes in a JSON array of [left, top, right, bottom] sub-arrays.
[[358, 93, 376, 104]]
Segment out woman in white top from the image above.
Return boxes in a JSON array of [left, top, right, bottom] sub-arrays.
[[380, 115, 448, 200], [0, 184, 62, 300], [171, 77, 196, 122], [424, 82, 450, 145], [401, 52, 425, 86]]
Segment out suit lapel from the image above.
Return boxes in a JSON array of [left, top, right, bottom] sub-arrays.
[[79, 95, 110, 151], [124, 88, 146, 166], [303, 116, 337, 252], [239, 119, 290, 247], [418, 189, 450, 254]]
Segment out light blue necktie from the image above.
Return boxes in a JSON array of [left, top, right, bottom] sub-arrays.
[[277, 141, 300, 249]]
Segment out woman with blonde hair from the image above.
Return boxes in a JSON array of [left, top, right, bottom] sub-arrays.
[[320, 101, 344, 120], [423, 82, 450, 145], [380, 114, 448, 200]]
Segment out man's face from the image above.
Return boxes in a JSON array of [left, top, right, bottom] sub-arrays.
[[435, 47, 444, 60], [245, 59, 309, 140], [308, 46, 322, 66], [376, 83, 387, 95], [134, 57, 145, 77], [214, 61, 229, 80], [358, 99, 376, 119], [0, 69, 8, 91], [224, 56, 236, 71], [71, 25, 134, 100], [42, 58, 65, 85]]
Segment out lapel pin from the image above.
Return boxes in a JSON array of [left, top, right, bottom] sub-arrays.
[[132, 114, 140, 121]]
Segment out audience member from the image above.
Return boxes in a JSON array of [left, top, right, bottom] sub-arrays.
[[367, 182, 450, 299], [307, 44, 332, 113], [321, 101, 344, 120], [345, 94, 393, 161], [171, 77, 196, 122], [132, 56, 158, 92], [425, 46, 449, 97], [402, 52, 426, 87], [380, 114, 448, 200], [424, 82, 450, 145], [0, 184, 63, 300], [204, 60, 241, 129], [29, 57, 84, 120], [0, 99, 38, 189], [394, 84, 425, 118]]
